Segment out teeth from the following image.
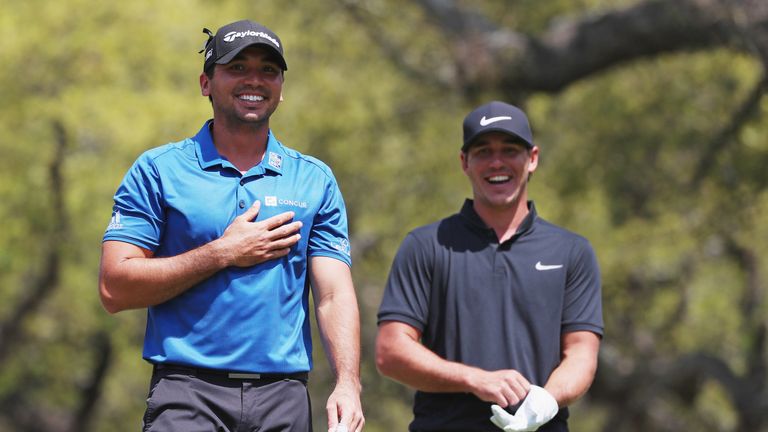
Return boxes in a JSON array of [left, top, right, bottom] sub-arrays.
[[239, 95, 264, 102], [488, 175, 510, 183]]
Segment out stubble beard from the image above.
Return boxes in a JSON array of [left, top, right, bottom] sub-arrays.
[[215, 99, 277, 131]]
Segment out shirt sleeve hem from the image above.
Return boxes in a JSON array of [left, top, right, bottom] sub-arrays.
[[307, 250, 352, 267], [102, 234, 158, 252], [377, 313, 425, 332], [562, 323, 604, 338]]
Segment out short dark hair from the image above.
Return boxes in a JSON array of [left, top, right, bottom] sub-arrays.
[[204, 67, 214, 102]]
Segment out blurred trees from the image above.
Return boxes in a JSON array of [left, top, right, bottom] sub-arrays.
[[1, 0, 766, 431]]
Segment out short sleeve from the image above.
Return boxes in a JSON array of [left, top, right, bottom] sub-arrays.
[[102, 152, 165, 251], [562, 238, 603, 336], [307, 174, 351, 267], [377, 232, 433, 332]]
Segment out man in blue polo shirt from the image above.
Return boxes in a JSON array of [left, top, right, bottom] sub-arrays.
[[99, 20, 364, 432], [376, 101, 603, 431]]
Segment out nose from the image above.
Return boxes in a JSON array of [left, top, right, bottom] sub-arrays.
[[488, 152, 505, 168], [243, 71, 264, 86]]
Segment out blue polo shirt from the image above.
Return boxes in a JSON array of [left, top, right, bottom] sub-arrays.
[[103, 121, 351, 373]]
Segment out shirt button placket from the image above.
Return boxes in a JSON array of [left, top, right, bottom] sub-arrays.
[[237, 177, 247, 213], [493, 233, 505, 276]]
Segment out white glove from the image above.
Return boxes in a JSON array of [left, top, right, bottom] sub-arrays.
[[333, 425, 348, 432], [490, 385, 558, 432]]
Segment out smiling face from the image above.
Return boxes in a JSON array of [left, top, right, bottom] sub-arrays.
[[200, 45, 284, 128], [461, 131, 539, 213]]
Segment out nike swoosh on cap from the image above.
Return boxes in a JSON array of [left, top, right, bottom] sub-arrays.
[[479, 115, 513, 126], [535, 261, 563, 271]]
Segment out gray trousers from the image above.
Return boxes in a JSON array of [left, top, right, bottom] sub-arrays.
[[142, 364, 312, 432]]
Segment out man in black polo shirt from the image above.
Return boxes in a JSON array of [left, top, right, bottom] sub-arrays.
[[376, 101, 603, 432]]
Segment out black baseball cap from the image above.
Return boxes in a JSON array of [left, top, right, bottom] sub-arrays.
[[462, 101, 534, 151], [201, 20, 287, 72]]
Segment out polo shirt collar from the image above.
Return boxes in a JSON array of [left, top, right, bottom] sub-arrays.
[[194, 120, 285, 176], [459, 199, 537, 239]]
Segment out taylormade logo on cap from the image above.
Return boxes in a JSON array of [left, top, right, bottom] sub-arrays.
[[202, 20, 287, 72], [223, 30, 281, 48]]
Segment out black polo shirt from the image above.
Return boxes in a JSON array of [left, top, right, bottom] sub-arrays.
[[378, 200, 603, 432]]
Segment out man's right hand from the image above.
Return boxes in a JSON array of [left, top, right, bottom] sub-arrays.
[[216, 200, 303, 267], [467, 368, 531, 408]]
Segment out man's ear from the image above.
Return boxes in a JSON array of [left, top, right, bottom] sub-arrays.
[[200, 72, 210, 97], [528, 146, 540, 174]]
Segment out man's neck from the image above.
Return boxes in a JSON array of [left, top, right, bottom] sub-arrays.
[[473, 197, 530, 243], [211, 120, 270, 172]]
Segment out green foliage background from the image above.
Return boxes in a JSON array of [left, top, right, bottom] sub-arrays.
[[1, 0, 767, 431]]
